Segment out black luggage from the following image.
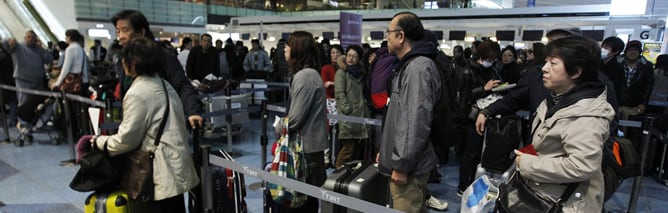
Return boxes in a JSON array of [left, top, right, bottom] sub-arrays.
[[321, 161, 389, 213], [211, 149, 248, 213]]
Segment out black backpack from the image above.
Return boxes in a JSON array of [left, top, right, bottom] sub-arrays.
[[394, 54, 453, 146]]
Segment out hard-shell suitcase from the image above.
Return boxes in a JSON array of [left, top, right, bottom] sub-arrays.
[[321, 161, 389, 213], [84, 190, 145, 213]]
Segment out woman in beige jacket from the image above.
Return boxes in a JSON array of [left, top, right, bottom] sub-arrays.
[[515, 36, 615, 212], [91, 38, 199, 211]]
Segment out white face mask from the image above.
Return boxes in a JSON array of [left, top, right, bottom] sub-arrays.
[[480, 60, 493, 68], [601, 48, 610, 59]]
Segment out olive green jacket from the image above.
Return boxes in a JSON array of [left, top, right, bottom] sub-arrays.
[[334, 69, 370, 139]]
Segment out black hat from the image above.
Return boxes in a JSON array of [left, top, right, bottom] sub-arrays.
[[625, 40, 642, 52]]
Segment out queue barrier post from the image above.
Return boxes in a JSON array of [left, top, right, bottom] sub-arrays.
[[627, 116, 655, 213], [0, 86, 9, 143], [59, 91, 77, 166], [200, 144, 213, 212]]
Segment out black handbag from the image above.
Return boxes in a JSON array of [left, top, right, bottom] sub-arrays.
[[481, 115, 523, 172], [496, 171, 580, 213], [69, 141, 120, 192], [120, 79, 170, 201]]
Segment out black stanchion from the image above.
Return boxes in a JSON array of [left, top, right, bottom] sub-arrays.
[[200, 144, 213, 212], [627, 116, 655, 213], [224, 88, 241, 157], [59, 91, 76, 167], [0, 88, 10, 143], [189, 126, 203, 213], [261, 100, 268, 168]]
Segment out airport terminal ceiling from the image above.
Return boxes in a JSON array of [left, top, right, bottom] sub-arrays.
[[220, 3, 666, 40]]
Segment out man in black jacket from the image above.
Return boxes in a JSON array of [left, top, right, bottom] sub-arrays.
[[111, 10, 203, 128], [186, 34, 220, 81], [617, 40, 655, 120]]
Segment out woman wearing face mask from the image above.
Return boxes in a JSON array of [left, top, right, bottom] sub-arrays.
[[334, 45, 370, 168], [457, 39, 503, 196]]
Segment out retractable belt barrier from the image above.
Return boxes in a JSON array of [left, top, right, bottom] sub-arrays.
[[327, 114, 382, 126], [0, 83, 106, 166], [208, 153, 401, 213], [619, 117, 653, 213]]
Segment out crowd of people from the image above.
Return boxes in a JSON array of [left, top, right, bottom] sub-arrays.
[[2, 8, 668, 213]]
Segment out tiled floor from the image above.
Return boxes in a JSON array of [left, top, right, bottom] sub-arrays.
[[1, 117, 668, 212]]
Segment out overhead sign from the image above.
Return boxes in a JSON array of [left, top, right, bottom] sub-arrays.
[[339, 12, 363, 50]]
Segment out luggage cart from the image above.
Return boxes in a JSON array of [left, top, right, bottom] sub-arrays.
[[201, 92, 251, 138]]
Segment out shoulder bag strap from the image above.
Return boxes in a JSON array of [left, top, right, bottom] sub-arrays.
[[153, 79, 170, 147], [557, 182, 580, 204]]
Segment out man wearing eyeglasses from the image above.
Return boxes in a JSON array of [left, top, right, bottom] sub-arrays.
[[376, 12, 442, 212], [243, 39, 272, 80]]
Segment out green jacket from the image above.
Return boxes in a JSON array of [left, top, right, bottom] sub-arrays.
[[334, 69, 370, 139]]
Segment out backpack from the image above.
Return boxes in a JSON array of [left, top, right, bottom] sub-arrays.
[[607, 137, 641, 178], [365, 48, 396, 113], [394, 54, 453, 147]]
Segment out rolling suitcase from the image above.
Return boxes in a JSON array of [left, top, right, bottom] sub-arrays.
[[211, 149, 248, 213], [84, 190, 145, 213], [321, 161, 389, 213]]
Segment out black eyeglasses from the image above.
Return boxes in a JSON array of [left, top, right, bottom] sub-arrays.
[[385, 29, 402, 36]]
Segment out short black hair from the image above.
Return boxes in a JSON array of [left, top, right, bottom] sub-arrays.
[[501, 45, 518, 59], [477, 40, 500, 61], [545, 35, 600, 83], [346, 45, 364, 62], [180, 37, 192, 49], [201, 33, 212, 40], [531, 42, 546, 63], [392, 12, 424, 42], [453, 45, 463, 53], [65, 29, 83, 43], [121, 37, 164, 76], [111, 10, 155, 41], [57, 41, 67, 50], [330, 44, 343, 55], [94, 39, 101, 44], [251, 39, 260, 45], [602, 36, 625, 54]]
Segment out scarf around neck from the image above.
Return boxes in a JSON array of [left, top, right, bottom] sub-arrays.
[[545, 81, 605, 119]]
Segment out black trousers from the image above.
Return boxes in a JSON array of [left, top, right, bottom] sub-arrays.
[[144, 193, 186, 213], [276, 151, 327, 213], [458, 121, 484, 191]]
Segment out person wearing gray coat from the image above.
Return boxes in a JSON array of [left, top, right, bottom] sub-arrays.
[[281, 31, 328, 212], [378, 12, 441, 212]]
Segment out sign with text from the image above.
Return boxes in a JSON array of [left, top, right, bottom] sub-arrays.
[[642, 42, 662, 64], [339, 12, 363, 51]]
